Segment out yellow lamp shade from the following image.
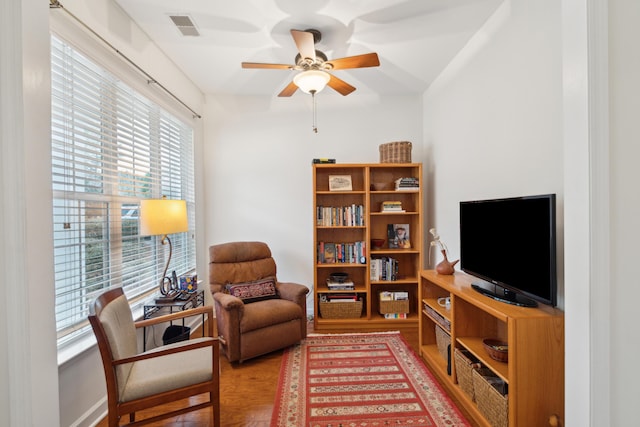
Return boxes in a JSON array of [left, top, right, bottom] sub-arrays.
[[139, 199, 188, 236]]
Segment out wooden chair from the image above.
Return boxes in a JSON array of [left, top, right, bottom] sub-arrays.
[[89, 287, 220, 427]]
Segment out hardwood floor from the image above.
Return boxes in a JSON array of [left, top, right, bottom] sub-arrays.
[[95, 323, 475, 427]]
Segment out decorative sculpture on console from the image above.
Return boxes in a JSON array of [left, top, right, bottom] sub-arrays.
[[429, 228, 459, 275]]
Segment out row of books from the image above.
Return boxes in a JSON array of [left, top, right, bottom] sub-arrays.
[[395, 177, 419, 191], [381, 200, 405, 213], [384, 313, 408, 319], [370, 256, 399, 281], [317, 241, 367, 264], [316, 204, 365, 227]]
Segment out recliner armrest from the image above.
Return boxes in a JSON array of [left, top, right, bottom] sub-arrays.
[[276, 282, 309, 306], [212, 292, 244, 362], [212, 292, 245, 311], [277, 282, 309, 340]]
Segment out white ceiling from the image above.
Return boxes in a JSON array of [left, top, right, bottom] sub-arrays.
[[114, 0, 503, 97]]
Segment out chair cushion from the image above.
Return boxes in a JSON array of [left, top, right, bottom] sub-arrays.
[[240, 298, 304, 333], [120, 337, 214, 402], [225, 277, 278, 303], [99, 293, 138, 399]]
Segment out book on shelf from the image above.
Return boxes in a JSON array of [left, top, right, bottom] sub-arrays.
[[322, 293, 358, 302], [395, 177, 419, 191], [326, 279, 355, 290], [380, 291, 394, 301], [323, 243, 336, 263], [387, 224, 411, 249], [312, 158, 336, 164], [423, 303, 451, 331], [320, 294, 356, 303], [393, 291, 409, 300], [380, 291, 409, 301], [326, 285, 355, 291], [384, 313, 408, 319], [381, 201, 405, 213]]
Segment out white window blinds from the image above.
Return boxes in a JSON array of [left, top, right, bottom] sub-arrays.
[[51, 34, 196, 349]]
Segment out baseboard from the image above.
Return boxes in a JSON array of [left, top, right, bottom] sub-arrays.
[[69, 396, 107, 427]]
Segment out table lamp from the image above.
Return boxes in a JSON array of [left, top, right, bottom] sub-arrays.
[[139, 197, 188, 295]]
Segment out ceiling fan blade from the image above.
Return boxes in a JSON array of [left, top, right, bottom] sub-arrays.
[[242, 62, 294, 70], [326, 53, 380, 70], [327, 74, 356, 96], [290, 29, 316, 62], [278, 81, 299, 97]]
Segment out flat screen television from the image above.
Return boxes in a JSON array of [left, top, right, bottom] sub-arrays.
[[459, 194, 557, 307]]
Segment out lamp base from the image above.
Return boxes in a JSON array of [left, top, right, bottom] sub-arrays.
[[155, 291, 180, 303]]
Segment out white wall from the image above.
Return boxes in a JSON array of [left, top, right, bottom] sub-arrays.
[[422, 0, 564, 302], [203, 94, 423, 312], [608, 0, 640, 424]]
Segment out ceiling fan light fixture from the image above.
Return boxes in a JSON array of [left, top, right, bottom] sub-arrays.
[[293, 70, 330, 94]]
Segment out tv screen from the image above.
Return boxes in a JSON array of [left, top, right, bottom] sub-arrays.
[[459, 194, 557, 307]]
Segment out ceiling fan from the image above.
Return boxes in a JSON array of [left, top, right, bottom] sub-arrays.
[[242, 29, 380, 97]]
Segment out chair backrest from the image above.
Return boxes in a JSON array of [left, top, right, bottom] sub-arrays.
[[89, 287, 138, 400], [208, 241, 277, 292]]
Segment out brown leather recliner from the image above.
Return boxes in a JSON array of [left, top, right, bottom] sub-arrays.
[[209, 241, 309, 363]]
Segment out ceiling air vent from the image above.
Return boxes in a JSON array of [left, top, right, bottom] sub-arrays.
[[169, 15, 200, 37]]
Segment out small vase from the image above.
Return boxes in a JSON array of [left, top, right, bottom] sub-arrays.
[[436, 250, 459, 275]]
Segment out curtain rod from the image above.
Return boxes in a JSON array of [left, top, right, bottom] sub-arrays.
[[50, 0, 202, 119]]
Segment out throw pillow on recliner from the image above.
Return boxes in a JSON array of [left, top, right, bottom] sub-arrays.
[[224, 277, 278, 303]]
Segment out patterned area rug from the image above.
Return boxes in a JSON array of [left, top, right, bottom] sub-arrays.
[[270, 331, 470, 427]]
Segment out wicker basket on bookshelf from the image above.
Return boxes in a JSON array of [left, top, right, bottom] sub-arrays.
[[379, 299, 410, 314], [319, 299, 363, 319], [435, 324, 450, 362], [472, 368, 509, 427], [454, 348, 481, 402], [379, 141, 412, 163]]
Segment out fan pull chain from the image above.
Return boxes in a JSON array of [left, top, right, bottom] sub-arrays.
[[311, 90, 318, 133]]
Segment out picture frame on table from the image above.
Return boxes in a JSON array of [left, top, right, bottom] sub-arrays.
[[329, 175, 353, 192]]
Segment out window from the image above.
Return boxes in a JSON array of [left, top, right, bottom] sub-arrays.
[[51, 34, 196, 350]]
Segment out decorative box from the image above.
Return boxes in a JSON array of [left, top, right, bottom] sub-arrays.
[[179, 274, 198, 292]]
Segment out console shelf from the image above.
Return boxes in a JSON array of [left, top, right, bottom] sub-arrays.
[[419, 270, 564, 427]]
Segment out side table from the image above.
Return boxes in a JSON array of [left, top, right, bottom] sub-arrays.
[[143, 290, 205, 350]]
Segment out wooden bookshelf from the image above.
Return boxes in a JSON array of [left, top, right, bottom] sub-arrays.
[[419, 270, 564, 427], [312, 163, 423, 332]]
